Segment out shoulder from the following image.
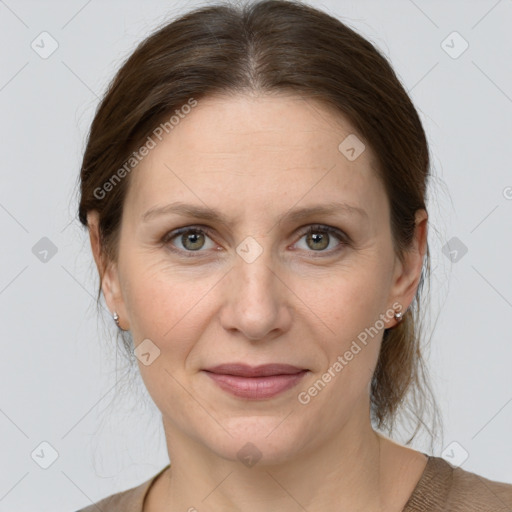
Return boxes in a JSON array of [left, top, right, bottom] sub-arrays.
[[450, 460, 512, 510], [405, 455, 512, 512], [74, 464, 170, 512]]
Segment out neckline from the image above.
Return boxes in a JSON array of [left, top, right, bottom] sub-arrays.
[[401, 454, 453, 511], [139, 464, 171, 511]]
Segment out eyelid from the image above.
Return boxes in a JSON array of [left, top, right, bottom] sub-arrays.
[[297, 224, 349, 243], [161, 223, 349, 256]]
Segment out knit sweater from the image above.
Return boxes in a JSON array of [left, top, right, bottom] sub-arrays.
[[74, 455, 512, 511]]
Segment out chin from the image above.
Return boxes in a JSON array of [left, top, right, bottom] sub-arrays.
[[199, 415, 310, 467]]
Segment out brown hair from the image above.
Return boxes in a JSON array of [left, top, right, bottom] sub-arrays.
[[77, 0, 441, 447]]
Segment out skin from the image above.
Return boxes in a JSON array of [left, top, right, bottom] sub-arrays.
[[88, 92, 429, 512]]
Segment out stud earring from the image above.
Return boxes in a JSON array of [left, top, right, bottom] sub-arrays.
[[394, 310, 403, 323], [113, 311, 122, 330]]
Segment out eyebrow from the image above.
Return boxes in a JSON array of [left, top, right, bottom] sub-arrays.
[[141, 200, 368, 226]]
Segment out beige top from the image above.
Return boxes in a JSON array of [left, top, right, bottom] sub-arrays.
[[75, 455, 512, 511]]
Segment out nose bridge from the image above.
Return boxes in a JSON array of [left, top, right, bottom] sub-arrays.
[[220, 234, 288, 340], [234, 234, 278, 304]]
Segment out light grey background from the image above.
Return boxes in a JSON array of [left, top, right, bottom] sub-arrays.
[[1, 0, 511, 510]]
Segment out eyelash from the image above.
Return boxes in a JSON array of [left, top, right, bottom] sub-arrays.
[[160, 224, 349, 258]]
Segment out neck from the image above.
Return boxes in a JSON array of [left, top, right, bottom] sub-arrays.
[[156, 413, 389, 512]]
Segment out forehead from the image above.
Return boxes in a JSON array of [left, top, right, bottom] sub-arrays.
[[123, 92, 386, 226]]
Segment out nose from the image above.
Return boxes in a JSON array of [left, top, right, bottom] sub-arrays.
[[219, 242, 292, 342]]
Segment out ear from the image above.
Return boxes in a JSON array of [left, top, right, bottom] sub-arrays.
[[87, 210, 129, 330], [387, 209, 428, 327]]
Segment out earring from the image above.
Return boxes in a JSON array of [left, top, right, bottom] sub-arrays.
[[394, 310, 403, 323], [113, 311, 122, 329]]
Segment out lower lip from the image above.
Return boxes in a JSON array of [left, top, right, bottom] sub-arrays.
[[203, 370, 308, 399]]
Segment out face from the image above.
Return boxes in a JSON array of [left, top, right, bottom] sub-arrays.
[[89, 93, 426, 465]]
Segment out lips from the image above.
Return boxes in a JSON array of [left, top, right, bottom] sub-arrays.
[[204, 363, 305, 377], [202, 363, 308, 399]]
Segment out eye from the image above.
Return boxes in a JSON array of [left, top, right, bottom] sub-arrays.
[[161, 224, 349, 257], [294, 224, 348, 254], [162, 226, 217, 255]]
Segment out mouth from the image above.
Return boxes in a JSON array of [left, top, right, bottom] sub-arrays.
[[202, 363, 308, 399]]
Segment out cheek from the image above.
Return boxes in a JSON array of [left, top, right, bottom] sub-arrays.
[[305, 264, 391, 384], [311, 264, 389, 332], [122, 258, 220, 350], [301, 287, 385, 414], [122, 263, 215, 411]]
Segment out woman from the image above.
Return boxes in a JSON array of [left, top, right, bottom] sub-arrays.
[[75, 0, 512, 510]]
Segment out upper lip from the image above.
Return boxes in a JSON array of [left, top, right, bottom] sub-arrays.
[[203, 363, 305, 377]]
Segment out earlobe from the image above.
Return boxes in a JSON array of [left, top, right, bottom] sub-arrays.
[[103, 266, 130, 331]]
